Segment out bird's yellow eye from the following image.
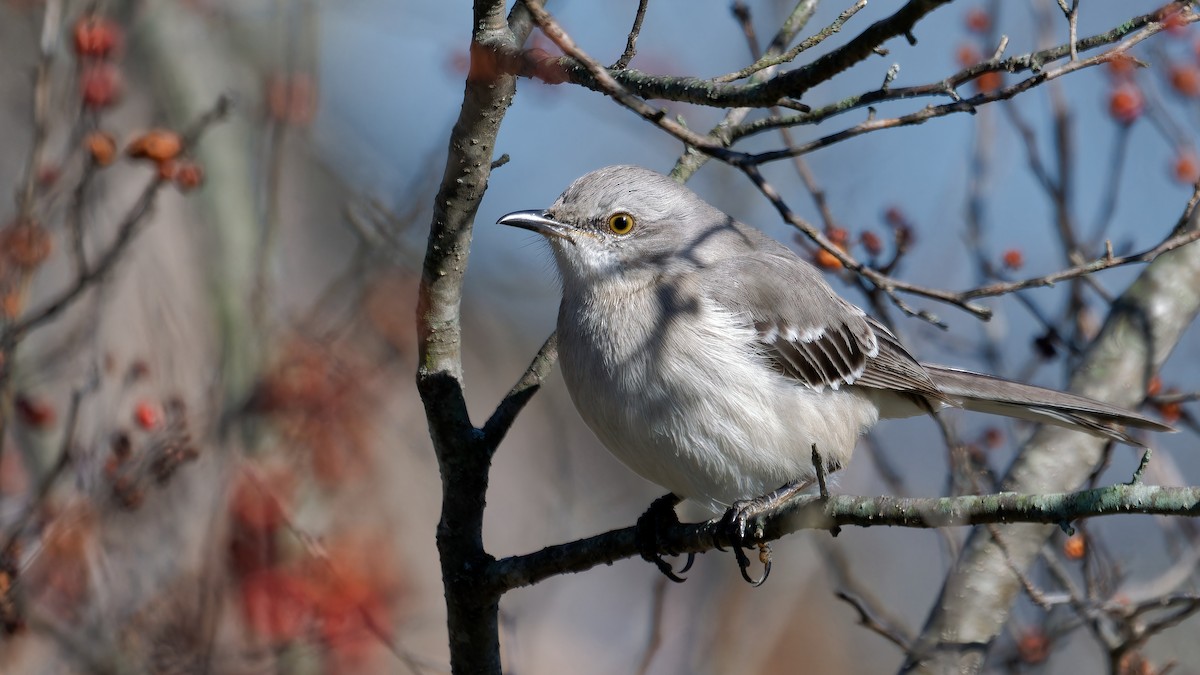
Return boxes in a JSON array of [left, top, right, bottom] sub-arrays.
[[607, 212, 636, 235]]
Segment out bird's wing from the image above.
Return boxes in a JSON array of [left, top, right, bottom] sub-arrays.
[[699, 252, 946, 400]]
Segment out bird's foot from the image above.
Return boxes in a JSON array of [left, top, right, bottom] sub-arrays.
[[635, 493, 694, 583], [719, 478, 812, 586]]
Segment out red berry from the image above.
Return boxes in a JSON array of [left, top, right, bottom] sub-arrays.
[[15, 395, 56, 429], [965, 8, 991, 34], [174, 162, 205, 192], [134, 401, 161, 430], [1002, 248, 1024, 271], [80, 62, 122, 109], [1169, 63, 1200, 97], [1162, 8, 1190, 38], [860, 231, 883, 256], [1106, 54, 1138, 81], [1172, 150, 1200, 184], [1017, 628, 1050, 664], [956, 44, 982, 68], [1108, 84, 1143, 125], [72, 16, 122, 58]]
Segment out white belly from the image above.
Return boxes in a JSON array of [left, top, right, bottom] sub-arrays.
[[558, 289, 880, 514]]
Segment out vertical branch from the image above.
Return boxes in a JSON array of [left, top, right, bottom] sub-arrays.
[[416, 1, 535, 673]]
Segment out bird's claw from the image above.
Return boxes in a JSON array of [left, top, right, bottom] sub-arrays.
[[636, 494, 691, 583], [721, 496, 771, 585]]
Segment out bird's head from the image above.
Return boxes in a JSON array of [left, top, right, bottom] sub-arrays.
[[499, 165, 737, 287]]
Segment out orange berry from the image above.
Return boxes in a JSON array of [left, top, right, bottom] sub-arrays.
[[965, 7, 991, 34], [1169, 63, 1200, 97], [79, 62, 121, 109], [174, 161, 204, 191], [72, 16, 122, 58], [126, 129, 183, 162], [1063, 533, 1086, 560], [0, 220, 52, 270], [1158, 399, 1182, 424], [956, 43, 982, 68], [1107, 53, 1138, 80], [814, 248, 843, 270], [1108, 84, 1143, 125], [133, 401, 161, 430], [1002, 248, 1024, 270], [975, 70, 1002, 94], [1172, 150, 1200, 184], [84, 131, 117, 166]]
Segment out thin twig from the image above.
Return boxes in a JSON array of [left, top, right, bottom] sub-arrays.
[[1, 378, 94, 555], [634, 577, 668, 675], [715, 0, 863, 83], [835, 590, 913, 651], [610, 0, 650, 70], [958, 223, 1200, 301], [16, 0, 62, 221], [482, 333, 558, 446]]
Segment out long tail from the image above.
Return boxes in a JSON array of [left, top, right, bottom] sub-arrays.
[[923, 364, 1174, 446]]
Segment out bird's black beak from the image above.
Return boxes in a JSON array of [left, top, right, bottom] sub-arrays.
[[497, 210, 573, 240]]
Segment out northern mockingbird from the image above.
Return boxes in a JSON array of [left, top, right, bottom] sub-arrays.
[[500, 165, 1170, 579]]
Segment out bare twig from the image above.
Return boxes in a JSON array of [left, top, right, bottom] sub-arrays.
[[715, 0, 866, 83], [836, 590, 913, 651], [16, 0, 62, 221], [610, 0, 650, 70], [482, 333, 557, 446], [958, 217, 1200, 301], [634, 577, 669, 675]]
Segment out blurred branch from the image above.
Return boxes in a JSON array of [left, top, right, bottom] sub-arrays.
[[15, 0, 62, 221], [2, 96, 232, 344]]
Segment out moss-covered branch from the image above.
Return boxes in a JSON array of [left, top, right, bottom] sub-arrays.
[[488, 483, 1200, 593]]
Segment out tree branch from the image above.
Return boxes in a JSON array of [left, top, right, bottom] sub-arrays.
[[487, 484, 1200, 594]]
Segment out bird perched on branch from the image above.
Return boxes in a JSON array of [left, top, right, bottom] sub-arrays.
[[500, 165, 1171, 582]]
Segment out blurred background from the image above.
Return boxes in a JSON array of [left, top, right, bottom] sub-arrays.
[[0, 0, 1197, 673]]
